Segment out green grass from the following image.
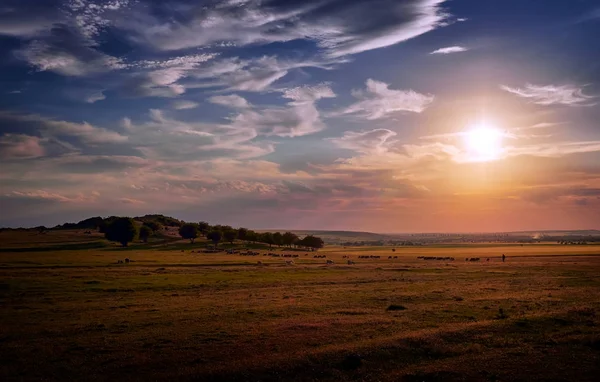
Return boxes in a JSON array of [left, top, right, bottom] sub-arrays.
[[1, 231, 600, 381]]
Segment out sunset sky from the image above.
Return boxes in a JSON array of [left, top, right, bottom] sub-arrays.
[[1, 0, 599, 231]]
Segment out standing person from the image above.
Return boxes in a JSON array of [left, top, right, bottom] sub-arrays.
[[502, 254, 506, 263]]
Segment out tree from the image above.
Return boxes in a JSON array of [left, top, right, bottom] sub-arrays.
[[224, 229, 237, 244], [246, 230, 258, 243], [179, 223, 199, 243], [105, 217, 138, 247], [298, 235, 324, 250], [273, 232, 283, 247], [237, 227, 248, 241], [143, 221, 162, 232], [282, 232, 298, 247], [197, 221, 210, 235], [260, 232, 274, 248], [207, 230, 222, 247], [139, 225, 153, 243]]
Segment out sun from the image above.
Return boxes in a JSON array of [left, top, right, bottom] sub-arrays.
[[463, 122, 504, 162]]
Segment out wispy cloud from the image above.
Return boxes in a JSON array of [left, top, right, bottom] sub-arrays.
[[430, 46, 468, 54], [120, 0, 450, 58], [0, 134, 45, 160], [171, 100, 200, 110], [501, 84, 595, 106], [0, 112, 127, 145], [334, 79, 434, 120], [230, 84, 336, 137], [85, 91, 105, 103], [209, 95, 250, 109], [328, 129, 397, 154]]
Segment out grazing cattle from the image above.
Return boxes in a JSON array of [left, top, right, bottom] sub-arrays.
[[394, 256, 398, 259], [257, 261, 263, 265], [326, 260, 334, 265], [125, 258, 130, 263], [347, 260, 355, 265], [285, 260, 294, 266], [117, 260, 123, 264]]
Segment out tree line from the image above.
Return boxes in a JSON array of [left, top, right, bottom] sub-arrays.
[[177, 222, 324, 250], [101, 217, 324, 250]]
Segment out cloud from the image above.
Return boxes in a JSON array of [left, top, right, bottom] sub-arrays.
[[125, 109, 274, 161], [501, 84, 596, 106], [329, 129, 397, 154], [507, 141, 600, 158], [171, 100, 200, 110], [64, 0, 133, 40], [3, 190, 98, 204], [85, 91, 105, 103], [209, 95, 251, 109], [230, 84, 336, 137], [118, 197, 145, 205], [519, 186, 600, 205], [0, 112, 127, 145], [15, 24, 127, 76], [187, 55, 345, 93], [118, 53, 218, 98], [0, 134, 45, 159], [0, 1, 60, 37], [120, 0, 450, 58], [334, 79, 434, 119], [430, 46, 468, 54]]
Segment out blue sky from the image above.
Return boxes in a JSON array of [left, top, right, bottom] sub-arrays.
[[1, 0, 599, 231]]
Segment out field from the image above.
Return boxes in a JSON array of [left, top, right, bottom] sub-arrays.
[[1, 230, 600, 381]]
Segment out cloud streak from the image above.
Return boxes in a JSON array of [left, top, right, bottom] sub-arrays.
[[334, 79, 434, 119], [430, 46, 468, 54], [501, 84, 595, 106]]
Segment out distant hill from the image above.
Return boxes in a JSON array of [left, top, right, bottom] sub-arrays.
[[51, 214, 184, 231]]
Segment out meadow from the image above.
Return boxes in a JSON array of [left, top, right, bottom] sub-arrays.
[[1, 230, 600, 381]]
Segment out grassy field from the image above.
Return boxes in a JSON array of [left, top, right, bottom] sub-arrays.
[[1, 230, 600, 381]]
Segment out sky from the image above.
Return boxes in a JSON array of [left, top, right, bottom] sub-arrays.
[[1, 0, 599, 232]]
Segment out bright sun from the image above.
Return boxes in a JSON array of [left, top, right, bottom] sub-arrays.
[[464, 122, 504, 162]]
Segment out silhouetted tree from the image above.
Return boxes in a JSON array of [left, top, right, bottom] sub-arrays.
[[298, 235, 324, 250], [179, 223, 199, 243], [139, 225, 153, 243], [246, 230, 258, 243], [197, 221, 210, 235], [105, 217, 138, 247], [282, 232, 299, 247], [273, 232, 283, 247], [237, 227, 248, 241], [207, 230, 222, 247], [260, 232, 274, 248], [224, 229, 237, 244]]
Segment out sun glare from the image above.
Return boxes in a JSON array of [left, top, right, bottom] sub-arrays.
[[464, 122, 504, 162]]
